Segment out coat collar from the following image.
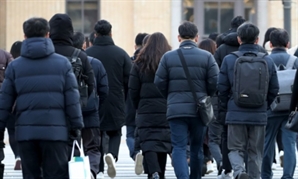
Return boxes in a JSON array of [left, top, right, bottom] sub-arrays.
[[93, 36, 115, 46]]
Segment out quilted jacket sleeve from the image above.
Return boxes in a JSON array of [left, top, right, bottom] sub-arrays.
[[154, 55, 169, 98], [206, 54, 219, 96], [0, 63, 17, 130]]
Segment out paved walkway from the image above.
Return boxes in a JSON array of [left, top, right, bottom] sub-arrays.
[[2, 127, 298, 178]]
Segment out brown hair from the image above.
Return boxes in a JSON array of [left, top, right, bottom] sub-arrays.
[[135, 32, 171, 73], [198, 38, 216, 55]]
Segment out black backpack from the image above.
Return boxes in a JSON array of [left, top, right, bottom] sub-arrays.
[[232, 51, 269, 108], [68, 49, 88, 108]]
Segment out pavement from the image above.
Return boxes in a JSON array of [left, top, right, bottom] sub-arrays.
[[2, 127, 298, 179]]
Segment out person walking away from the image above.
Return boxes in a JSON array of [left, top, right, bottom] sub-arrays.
[[154, 21, 219, 179], [0, 17, 84, 179], [217, 22, 279, 179], [8, 41, 22, 170], [129, 32, 172, 179], [261, 28, 297, 179], [85, 19, 132, 178], [73, 31, 109, 179], [198, 39, 217, 175]]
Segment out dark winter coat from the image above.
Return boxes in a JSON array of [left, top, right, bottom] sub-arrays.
[[0, 37, 84, 141], [154, 40, 219, 120], [129, 63, 171, 153], [82, 56, 109, 128], [217, 44, 279, 125], [49, 14, 94, 97], [214, 32, 267, 67], [86, 36, 132, 131], [0, 49, 13, 88], [125, 48, 141, 126]]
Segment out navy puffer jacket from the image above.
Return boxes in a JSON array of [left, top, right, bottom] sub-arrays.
[[154, 40, 219, 120], [0, 37, 83, 141]]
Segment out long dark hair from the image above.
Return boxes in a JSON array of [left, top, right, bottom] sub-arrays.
[[135, 32, 171, 73], [198, 38, 216, 55]]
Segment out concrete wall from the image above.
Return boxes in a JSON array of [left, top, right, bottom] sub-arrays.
[[101, 0, 171, 55], [4, 0, 65, 51], [0, 0, 7, 50], [268, 0, 298, 47]]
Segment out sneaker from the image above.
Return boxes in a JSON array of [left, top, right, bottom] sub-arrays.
[[152, 172, 160, 179], [14, 158, 21, 170], [105, 153, 116, 178], [272, 163, 277, 170], [236, 172, 248, 179], [206, 162, 215, 174], [98, 172, 104, 179], [279, 150, 284, 167], [135, 152, 144, 175], [218, 171, 232, 179]]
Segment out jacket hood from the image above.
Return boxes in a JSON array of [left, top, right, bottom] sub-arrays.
[[223, 32, 239, 47], [49, 14, 74, 46], [21, 38, 54, 59]]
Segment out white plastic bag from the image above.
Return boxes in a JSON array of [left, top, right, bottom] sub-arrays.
[[68, 140, 91, 179]]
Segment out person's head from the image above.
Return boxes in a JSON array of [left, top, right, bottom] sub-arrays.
[[237, 22, 259, 45], [135, 32, 171, 73], [73, 31, 85, 49], [142, 34, 150, 46], [269, 28, 290, 48], [208, 32, 219, 42], [23, 17, 50, 38], [134, 33, 149, 49], [178, 21, 199, 42], [89, 31, 96, 45], [10, 41, 22, 59], [263, 27, 278, 48], [198, 39, 216, 55], [94, 20, 112, 37], [230, 16, 246, 29], [49, 14, 74, 45]]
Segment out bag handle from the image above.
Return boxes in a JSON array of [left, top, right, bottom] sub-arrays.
[[177, 49, 198, 104], [71, 140, 85, 158], [285, 55, 297, 70]]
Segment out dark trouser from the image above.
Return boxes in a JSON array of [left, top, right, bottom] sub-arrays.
[[143, 151, 167, 177], [6, 114, 19, 159], [82, 128, 101, 176], [126, 125, 139, 160], [105, 129, 122, 161], [261, 116, 296, 179], [222, 124, 232, 171], [99, 131, 109, 173], [18, 140, 69, 179], [208, 118, 222, 166], [228, 124, 265, 179], [169, 117, 206, 179]]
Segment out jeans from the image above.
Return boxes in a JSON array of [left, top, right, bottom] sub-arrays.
[[169, 117, 206, 179], [126, 125, 139, 160], [261, 116, 296, 179], [208, 118, 223, 166]]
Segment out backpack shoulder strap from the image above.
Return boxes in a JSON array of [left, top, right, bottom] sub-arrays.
[[70, 49, 81, 63], [256, 52, 267, 58], [285, 55, 296, 70]]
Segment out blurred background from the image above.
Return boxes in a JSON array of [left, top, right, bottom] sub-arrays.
[[0, 0, 297, 55]]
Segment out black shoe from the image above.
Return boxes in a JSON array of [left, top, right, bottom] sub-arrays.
[[201, 164, 207, 176], [217, 163, 223, 176], [236, 172, 249, 179]]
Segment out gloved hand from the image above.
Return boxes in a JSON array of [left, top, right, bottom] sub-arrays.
[[69, 129, 81, 142]]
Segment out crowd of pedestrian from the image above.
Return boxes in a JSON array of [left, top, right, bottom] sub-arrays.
[[0, 14, 298, 179]]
